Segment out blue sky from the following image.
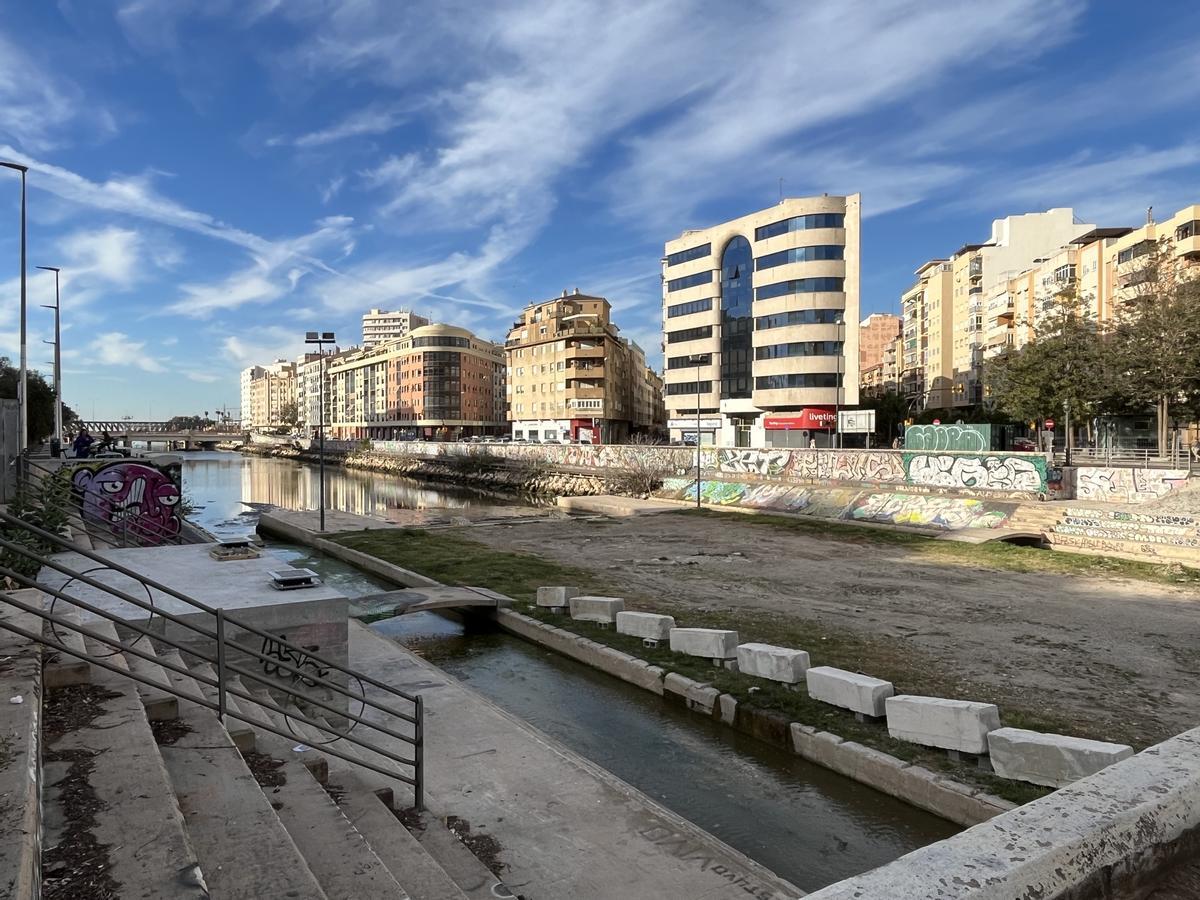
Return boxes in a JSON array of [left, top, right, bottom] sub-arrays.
[[1, 0, 1199, 420]]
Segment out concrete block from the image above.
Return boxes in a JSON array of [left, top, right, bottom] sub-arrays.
[[663, 672, 707, 700], [736, 643, 810, 684], [615, 611, 675, 641], [537, 586, 579, 608], [988, 727, 1134, 788], [568, 595, 624, 624], [668, 627, 739, 660], [805, 666, 893, 717], [718, 693, 737, 725], [885, 695, 1001, 754], [685, 683, 721, 715]]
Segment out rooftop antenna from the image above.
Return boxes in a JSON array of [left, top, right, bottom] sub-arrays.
[[1146, 206, 1154, 225]]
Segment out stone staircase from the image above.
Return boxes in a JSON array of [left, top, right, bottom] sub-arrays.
[[1045, 507, 1200, 568], [1, 591, 500, 900]]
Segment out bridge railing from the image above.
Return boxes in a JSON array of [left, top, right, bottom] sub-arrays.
[[78, 421, 245, 434]]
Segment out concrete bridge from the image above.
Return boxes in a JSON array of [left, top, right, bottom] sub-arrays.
[[79, 421, 249, 450]]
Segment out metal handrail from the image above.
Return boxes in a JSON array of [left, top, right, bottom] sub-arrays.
[[0, 509, 424, 806]]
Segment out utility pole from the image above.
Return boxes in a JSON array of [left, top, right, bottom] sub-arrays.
[[37, 266, 62, 454], [2, 162, 29, 451]]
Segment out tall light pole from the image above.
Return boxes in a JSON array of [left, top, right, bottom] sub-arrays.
[[305, 331, 335, 532], [2, 161, 28, 452], [834, 314, 845, 449], [689, 354, 705, 508], [37, 265, 62, 453]]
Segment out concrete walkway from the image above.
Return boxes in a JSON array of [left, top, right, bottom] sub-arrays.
[[348, 620, 804, 900], [556, 494, 682, 516]]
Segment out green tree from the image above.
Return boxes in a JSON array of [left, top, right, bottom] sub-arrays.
[[279, 401, 299, 430], [862, 389, 908, 442], [0, 357, 76, 444]]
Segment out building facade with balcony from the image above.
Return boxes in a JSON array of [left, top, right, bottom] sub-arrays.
[[506, 291, 664, 443], [244, 360, 297, 430], [901, 261, 952, 408], [325, 324, 506, 440], [661, 195, 861, 447], [361, 308, 430, 348]]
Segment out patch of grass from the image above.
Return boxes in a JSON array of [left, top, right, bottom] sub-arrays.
[[676, 509, 1200, 588]]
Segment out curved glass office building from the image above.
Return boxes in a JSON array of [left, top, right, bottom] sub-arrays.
[[661, 195, 860, 448]]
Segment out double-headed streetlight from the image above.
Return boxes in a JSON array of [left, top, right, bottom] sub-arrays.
[[2, 161, 28, 452], [688, 353, 706, 508], [37, 265, 62, 453], [305, 331, 335, 532]]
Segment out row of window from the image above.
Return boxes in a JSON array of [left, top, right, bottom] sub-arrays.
[[755, 373, 839, 390], [666, 353, 712, 369], [755, 213, 845, 241], [666, 380, 712, 396], [666, 325, 713, 344], [755, 277, 844, 301], [666, 270, 714, 293], [754, 245, 844, 270], [666, 242, 711, 267], [666, 297, 714, 318], [1117, 240, 1153, 265], [411, 336, 471, 348], [754, 341, 843, 360]]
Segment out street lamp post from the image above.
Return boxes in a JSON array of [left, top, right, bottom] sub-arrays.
[[305, 331, 335, 532], [2, 161, 29, 452], [689, 354, 705, 508], [835, 315, 845, 450], [36, 266, 62, 453]]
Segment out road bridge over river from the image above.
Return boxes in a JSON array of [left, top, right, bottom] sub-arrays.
[[78, 421, 249, 450]]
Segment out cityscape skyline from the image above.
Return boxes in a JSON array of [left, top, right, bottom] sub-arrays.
[[1, 2, 1199, 419]]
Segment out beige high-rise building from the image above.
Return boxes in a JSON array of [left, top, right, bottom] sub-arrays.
[[661, 195, 861, 448], [361, 308, 430, 348], [245, 360, 296, 430], [859, 313, 901, 371], [506, 291, 665, 443], [901, 260, 953, 408]]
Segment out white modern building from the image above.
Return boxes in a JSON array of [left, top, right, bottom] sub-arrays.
[[361, 308, 430, 348]]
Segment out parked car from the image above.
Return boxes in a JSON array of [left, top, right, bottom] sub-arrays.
[[1012, 437, 1036, 452]]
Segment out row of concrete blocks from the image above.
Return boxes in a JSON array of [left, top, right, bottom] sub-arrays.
[[536, 585, 1134, 789]]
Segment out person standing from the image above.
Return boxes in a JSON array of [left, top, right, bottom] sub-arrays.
[[72, 428, 94, 459]]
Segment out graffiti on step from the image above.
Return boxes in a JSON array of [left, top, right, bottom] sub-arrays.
[[72, 460, 183, 545], [637, 826, 784, 900], [260, 633, 330, 687], [1073, 467, 1188, 503]]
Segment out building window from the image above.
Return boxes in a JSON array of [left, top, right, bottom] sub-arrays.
[[754, 277, 844, 301], [754, 341, 843, 360], [754, 213, 845, 241], [1176, 220, 1199, 241], [666, 325, 714, 344], [666, 270, 713, 293], [666, 353, 712, 369], [720, 236, 753, 399], [666, 297, 714, 318], [754, 309, 842, 329], [412, 336, 471, 348], [754, 245, 844, 270], [666, 380, 713, 396], [1117, 240, 1153, 265], [755, 373, 839, 390], [665, 243, 712, 267]]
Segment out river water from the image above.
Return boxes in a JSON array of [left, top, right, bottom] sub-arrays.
[[180, 451, 958, 891]]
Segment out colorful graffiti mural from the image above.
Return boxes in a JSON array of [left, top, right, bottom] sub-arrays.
[[71, 460, 182, 545], [847, 493, 1012, 530], [903, 424, 991, 452], [903, 453, 1047, 493], [1072, 467, 1189, 503]]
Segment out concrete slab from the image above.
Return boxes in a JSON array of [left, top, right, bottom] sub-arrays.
[[805, 667, 893, 717], [556, 495, 681, 517], [988, 727, 1134, 788], [536, 585, 579, 608], [615, 611, 675, 641], [347, 620, 801, 900], [885, 696, 1000, 755], [568, 595, 624, 624], [0, 595, 43, 900], [737, 643, 810, 684], [669, 627, 739, 660]]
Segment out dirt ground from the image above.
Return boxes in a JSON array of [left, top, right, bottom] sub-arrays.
[[464, 513, 1200, 749]]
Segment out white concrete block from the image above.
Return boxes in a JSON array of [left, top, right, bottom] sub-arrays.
[[568, 595, 624, 624], [988, 728, 1134, 788], [805, 666, 893, 717], [736, 643, 810, 684], [537, 586, 579, 608], [615, 611, 675, 641], [885, 695, 1001, 755], [668, 628, 739, 660]]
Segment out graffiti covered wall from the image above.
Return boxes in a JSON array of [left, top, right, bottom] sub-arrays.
[[903, 424, 991, 452], [1071, 467, 1189, 503], [69, 459, 183, 545]]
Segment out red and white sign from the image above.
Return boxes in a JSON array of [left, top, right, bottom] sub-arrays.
[[932, 418, 941, 425], [763, 407, 836, 430], [1044, 419, 1055, 429]]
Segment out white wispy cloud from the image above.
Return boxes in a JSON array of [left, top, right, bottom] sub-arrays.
[[271, 102, 416, 149], [88, 331, 166, 372], [220, 326, 310, 367]]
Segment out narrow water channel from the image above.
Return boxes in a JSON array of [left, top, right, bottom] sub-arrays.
[[182, 451, 958, 891]]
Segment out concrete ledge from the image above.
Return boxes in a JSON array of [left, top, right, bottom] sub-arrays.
[[314, 538, 441, 588], [0, 597, 43, 900], [805, 727, 1200, 899], [988, 727, 1134, 788], [885, 695, 1000, 755], [568, 595, 624, 624], [668, 627, 739, 660], [805, 666, 893, 717], [736, 642, 810, 684]]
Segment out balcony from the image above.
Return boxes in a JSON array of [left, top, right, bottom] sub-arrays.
[[565, 386, 605, 401], [969, 257, 983, 278], [566, 343, 605, 359]]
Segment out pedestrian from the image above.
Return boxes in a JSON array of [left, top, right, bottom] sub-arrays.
[[808, 437, 817, 450], [891, 436, 900, 450], [72, 428, 94, 459]]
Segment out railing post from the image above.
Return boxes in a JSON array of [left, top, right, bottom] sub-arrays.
[[414, 694, 424, 811], [216, 608, 227, 724]]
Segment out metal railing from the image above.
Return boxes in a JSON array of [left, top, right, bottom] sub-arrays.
[[0, 508, 424, 808], [1057, 446, 1200, 472]]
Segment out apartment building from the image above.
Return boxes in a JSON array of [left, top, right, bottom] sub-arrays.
[[506, 291, 665, 443], [239, 365, 264, 424], [859, 313, 901, 370], [662, 195, 861, 448], [361, 308, 430, 348], [244, 360, 297, 430], [901, 260, 953, 407], [325, 324, 505, 440]]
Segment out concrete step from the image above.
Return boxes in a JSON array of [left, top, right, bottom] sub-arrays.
[[1046, 531, 1200, 567], [111, 628, 179, 721], [41, 595, 90, 688], [404, 810, 514, 900], [39, 621, 210, 898], [1065, 506, 1200, 528], [151, 648, 327, 899], [0, 593, 44, 900], [202, 672, 410, 900], [1058, 516, 1200, 538], [158, 648, 256, 751]]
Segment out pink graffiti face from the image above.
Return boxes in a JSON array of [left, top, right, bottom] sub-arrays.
[[74, 463, 181, 544]]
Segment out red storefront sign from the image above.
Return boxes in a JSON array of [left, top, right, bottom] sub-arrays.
[[763, 408, 836, 430]]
